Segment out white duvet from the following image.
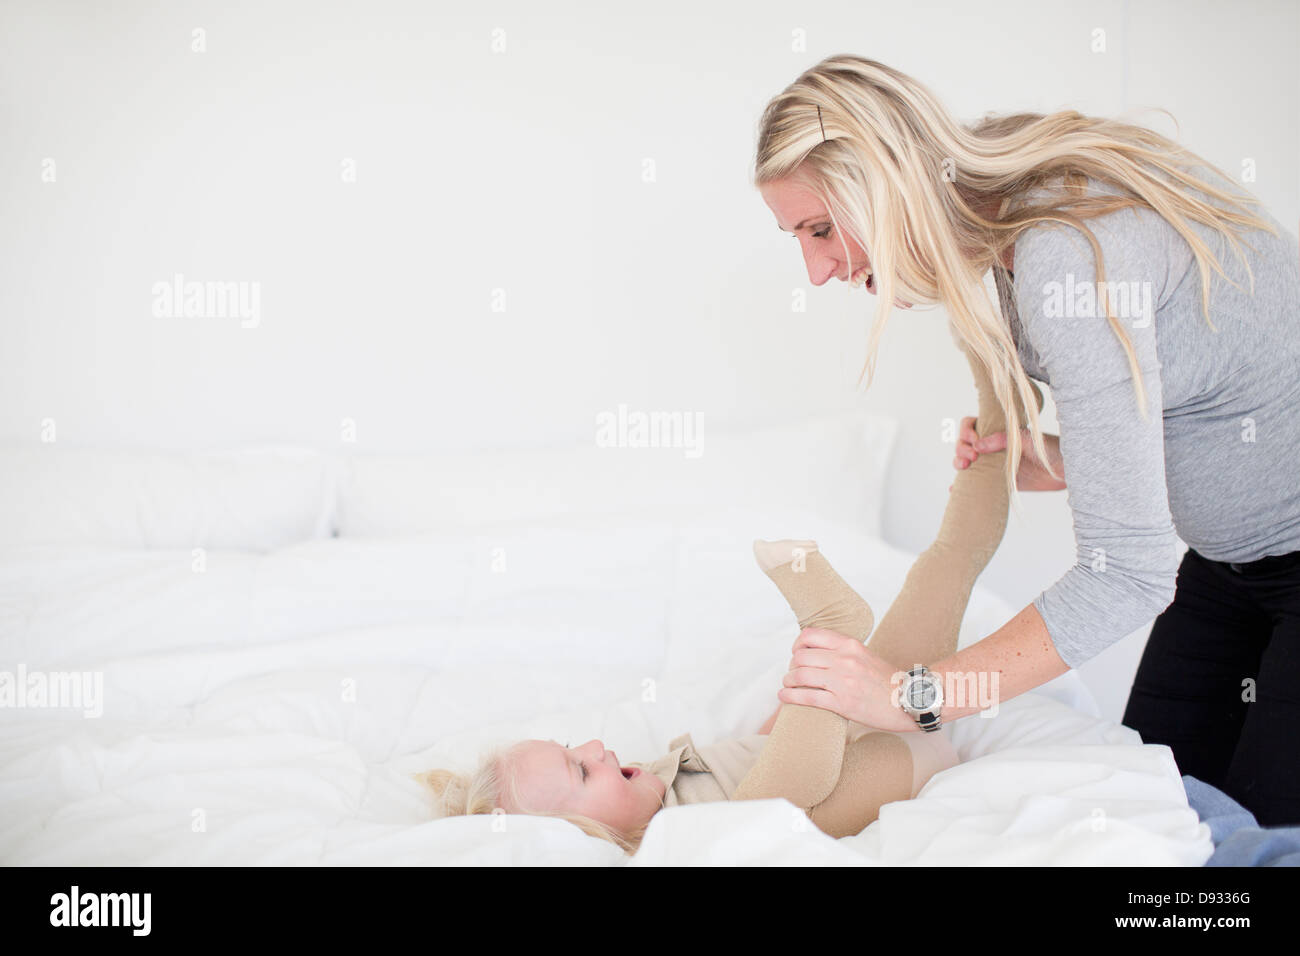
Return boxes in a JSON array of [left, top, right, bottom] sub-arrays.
[[0, 505, 1212, 866]]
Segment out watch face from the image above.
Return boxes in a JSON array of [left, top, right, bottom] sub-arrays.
[[908, 681, 937, 709]]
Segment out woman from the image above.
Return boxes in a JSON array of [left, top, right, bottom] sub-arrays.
[[761, 55, 1299, 826]]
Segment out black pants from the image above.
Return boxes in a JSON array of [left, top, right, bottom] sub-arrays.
[[1122, 546, 1300, 827]]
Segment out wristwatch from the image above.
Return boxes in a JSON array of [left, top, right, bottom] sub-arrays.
[[899, 666, 943, 732]]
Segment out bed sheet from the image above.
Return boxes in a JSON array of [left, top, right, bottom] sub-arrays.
[[0, 506, 1212, 865]]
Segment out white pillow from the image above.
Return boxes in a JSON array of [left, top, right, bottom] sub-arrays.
[[334, 408, 898, 539], [0, 443, 337, 552]]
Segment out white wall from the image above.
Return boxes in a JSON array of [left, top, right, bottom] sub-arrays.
[[2, 0, 1296, 722]]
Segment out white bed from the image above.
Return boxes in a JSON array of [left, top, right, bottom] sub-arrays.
[[0, 416, 1213, 866]]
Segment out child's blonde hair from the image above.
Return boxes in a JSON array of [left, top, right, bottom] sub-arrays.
[[414, 741, 652, 857]]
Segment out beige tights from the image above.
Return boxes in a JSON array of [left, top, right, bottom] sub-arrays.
[[731, 345, 1044, 838]]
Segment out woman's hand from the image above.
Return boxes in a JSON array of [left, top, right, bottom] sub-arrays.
[[952, 417, 1066, 492], [776, 627, 916, 733]]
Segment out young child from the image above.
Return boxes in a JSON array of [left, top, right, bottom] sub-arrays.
[[421, 338, 1043, 855]]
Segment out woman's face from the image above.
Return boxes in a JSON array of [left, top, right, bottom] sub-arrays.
[[760, 178, 912, 308], [505, 739, 666, 837]]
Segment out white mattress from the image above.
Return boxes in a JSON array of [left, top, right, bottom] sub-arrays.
[[0, 505, 1212, 865]]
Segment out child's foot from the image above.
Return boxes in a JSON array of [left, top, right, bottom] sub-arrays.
[[753, 538, 875, 644], [753, 539, 819, 574]]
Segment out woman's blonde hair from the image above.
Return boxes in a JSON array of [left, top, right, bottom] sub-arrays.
[[415, 742, 651, 857], [753, 54, 1280, 505]]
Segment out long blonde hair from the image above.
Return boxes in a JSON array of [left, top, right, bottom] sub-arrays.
[[753, 54, 1280, 502], [416, 742, 651, 856]]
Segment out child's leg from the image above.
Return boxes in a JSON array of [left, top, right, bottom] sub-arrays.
[[803, 356, 1039, 837], [729, 540, 963, 821], [808, 729, 960, 838], [731, 540, 873, 808], [864, 344, 1044, 673], [731, 346, 1041, 829]]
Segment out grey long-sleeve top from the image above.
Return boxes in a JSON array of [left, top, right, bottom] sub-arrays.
[[996, 165, 1300, 669]]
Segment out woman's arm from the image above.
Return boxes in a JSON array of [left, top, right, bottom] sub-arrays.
[[924, 602, 1069, 721], [956, 426, 1066, 492], [776, 601, 1071, 731]]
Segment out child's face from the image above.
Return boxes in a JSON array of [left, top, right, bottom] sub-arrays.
[[506, 739, 666, 837]]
